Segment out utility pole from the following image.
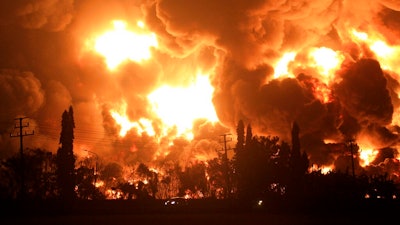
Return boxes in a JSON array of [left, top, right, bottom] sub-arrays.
[[346, 139, 356, 179], [220, 133, 232, 198], [84, 150, 99, 184], [10, 117, 34, 199]]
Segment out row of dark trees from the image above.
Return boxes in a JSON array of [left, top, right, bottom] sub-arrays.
[[231, 120, 400, 203], [232, 121, 309, 200], [0, 106, 399, 204]]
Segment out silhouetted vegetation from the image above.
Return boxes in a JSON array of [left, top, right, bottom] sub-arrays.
[[56, 106, 76, 201], [0, 115, 399, 216]]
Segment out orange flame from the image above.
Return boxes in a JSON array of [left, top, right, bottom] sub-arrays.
[[350, 29, 400, 73], [91, 20, 158, 70], [273, 52, 296, 79], [309, 47, 345, 84], [148, 73, 218, 139], [110, 72, 218, 140], [110, 101, 155, 137], [350, 29, 400, 129], [309, 164, 333, 174], [358, 147, 379, 167]]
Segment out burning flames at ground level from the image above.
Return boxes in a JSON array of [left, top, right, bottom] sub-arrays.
[[77, 154, 399, 201], [73, 17, 400, 185], [2, 0, 400, 201], [144, 41, 391, 154]]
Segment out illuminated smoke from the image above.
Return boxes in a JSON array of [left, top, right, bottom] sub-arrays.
[[93, 20, 158, 70], [0, 0, 399, 176]]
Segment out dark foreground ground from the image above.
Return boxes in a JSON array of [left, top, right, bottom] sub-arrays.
[[1, 198, 398, 225], [1, 212, 394, 225]]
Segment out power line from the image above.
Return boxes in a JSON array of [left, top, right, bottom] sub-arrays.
[[10, 117, 34, 199], [219, 133, 232, 198]]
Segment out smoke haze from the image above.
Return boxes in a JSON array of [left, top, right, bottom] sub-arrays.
[[1, 0, 400, 172]]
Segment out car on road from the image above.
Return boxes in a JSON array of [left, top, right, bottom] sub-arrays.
[[164, 197, 189, 207]]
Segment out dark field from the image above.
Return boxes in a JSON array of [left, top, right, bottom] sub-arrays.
[[1, 212, 392, 225], [1, 199, 398, 225]]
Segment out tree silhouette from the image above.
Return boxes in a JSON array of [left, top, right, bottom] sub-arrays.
[[273, 141, 291, 189], [0, 153, 24, 199], [287, 122, 309, 199], [179, 162, 208, 198], [235, 120, 245, 153], [24, 149, 57, 199], [0, 148, 57, 200], [136, 163, 158, 198], [233, 120, 247, 199], [75, 164, 105, 200], [100, 162, 123, 189], [206, 157, 226, 199], [245, 123, 252, 146], [56, 106, 76, 200], [234, 122, 274, 199], [158, 162, 180, 199], [232, 121, 313, 201]]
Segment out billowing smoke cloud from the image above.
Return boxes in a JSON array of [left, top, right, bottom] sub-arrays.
[[335, 59, 393, 127], [0, 70, 44, 157], [1, 0, 74, 31], [147, 0, 400, 166], [380, 0, 400, 11], [0, 0, 399, 173], [0, 70, 44, 118]]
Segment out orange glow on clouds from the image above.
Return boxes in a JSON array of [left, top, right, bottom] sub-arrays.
[[271, 47, 341, 103], [351, 29, 400, 73], [93, 20, 158, 70], [273, 52, 296, 79], [350, 29, 400, 128], [272, 47, 344, 85], [312, 82, 333, 103], [110, 101, 155, 137], [86, 18, 397, 169]]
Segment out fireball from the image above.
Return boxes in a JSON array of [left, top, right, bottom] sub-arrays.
[[92, 20, 158, 70], [110, 101, 155, 137], [109, 72, 218, 140], [350, 29, 400, 73], [309, 47, 344, 82], [359, 148, 379, 167], [273, 52, 296, 79], [148, 73, 218, 139]]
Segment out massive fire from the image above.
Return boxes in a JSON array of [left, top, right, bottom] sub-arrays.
[[110, 102, 156, 137], [359, 148, 379, 167], [85, 13, 400, 173], [351, 29, 400, 74], [309, 47, 345, 82], [273, 52, 296, 79], [267, 27, 400, 168], [89, 20, 218, 140], [103, 23, 397, 168], [93, 20, 158, 70], [110, 72, 218, 140], [148, 73, 218, 139], [4, 0, 400, 202]]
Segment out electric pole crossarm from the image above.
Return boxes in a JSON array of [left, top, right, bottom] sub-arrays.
[[10, 117, 34, 199], [219, 133, 232, 198]]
